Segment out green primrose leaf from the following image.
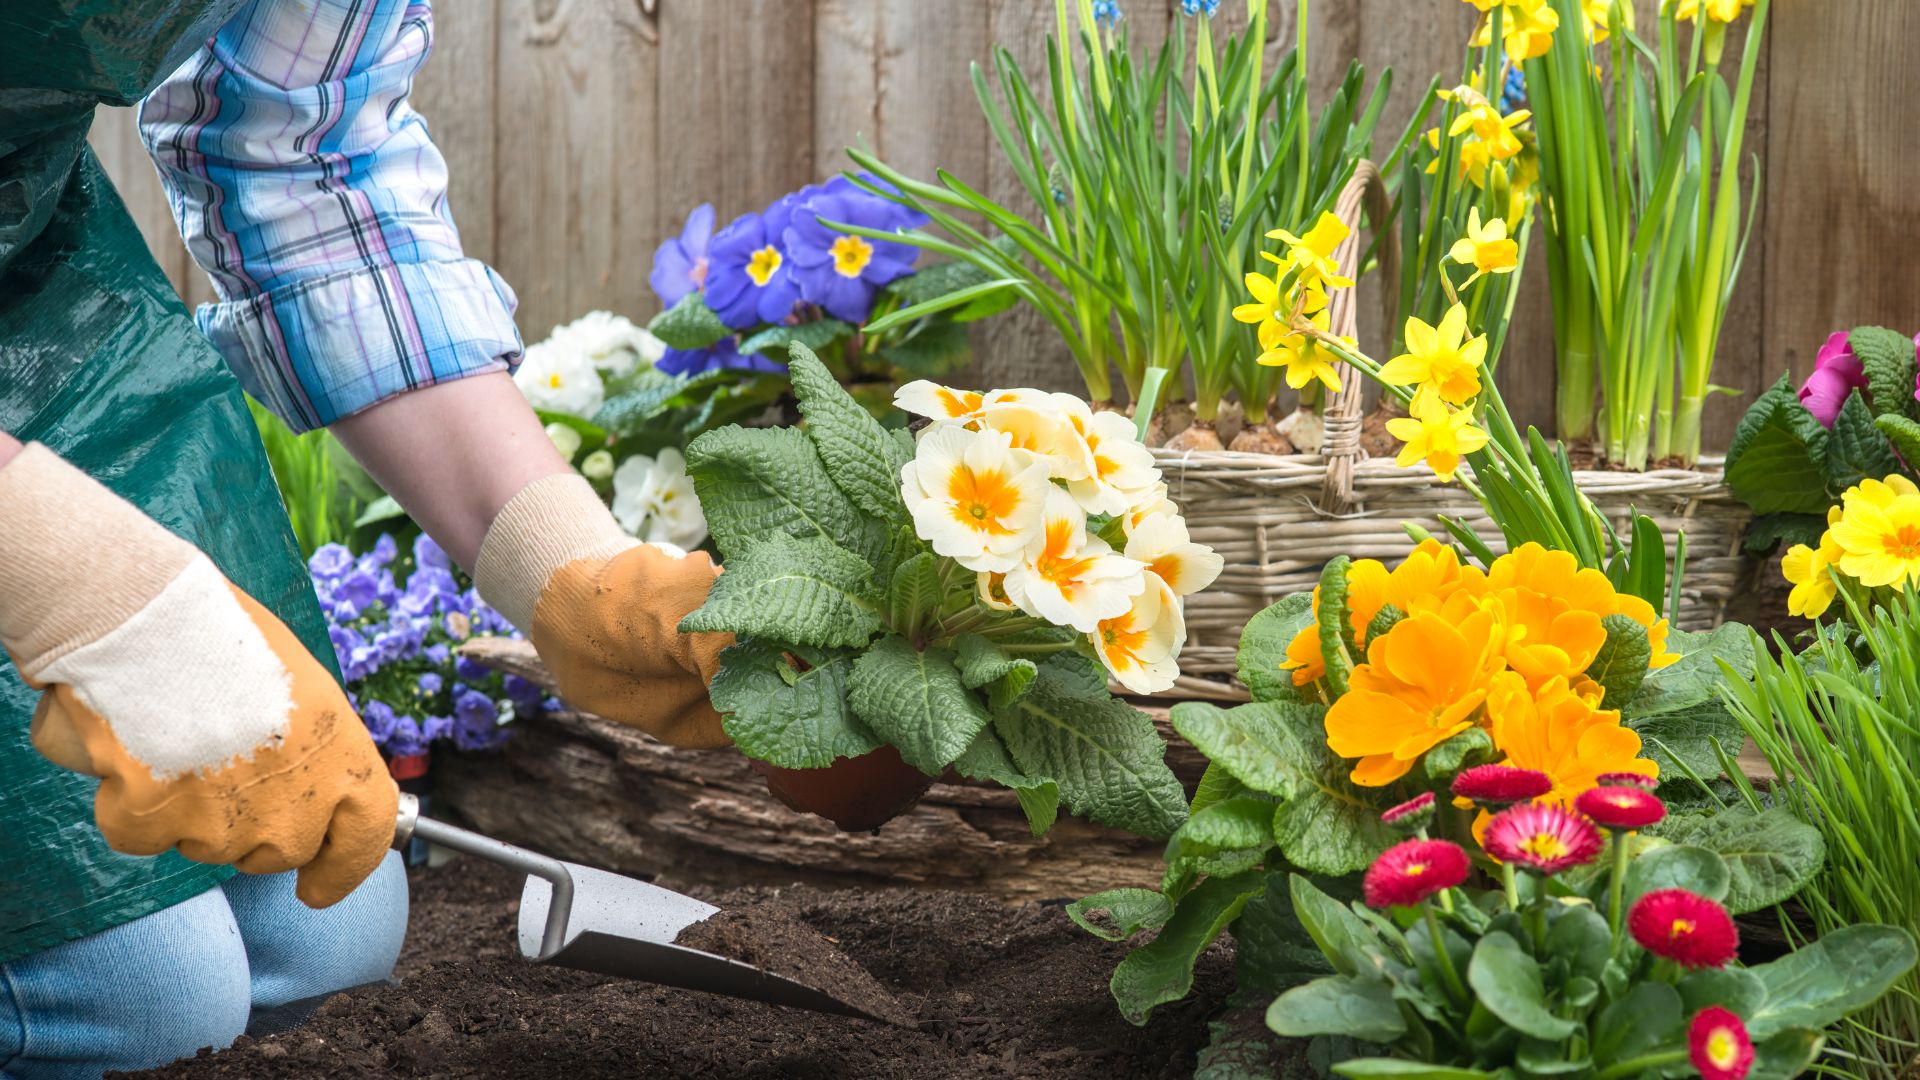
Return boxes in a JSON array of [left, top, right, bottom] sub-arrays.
[[1744, 925, 1920, 1038], [1588, 614, 1652, 710], [848, 635, 992, 774], [883, 553, 944, 639], [711, 640, 882, 769], [1649, 807, 1825, 914], [1267, 976, 1407, 1042], [1824, 393, 1905, 493], [1067, 888, 1173, 942], [1624, 844, 1731, 906], [684, 424, 893, 570], [738, 318, 853, 359], [1177, 797, 1281, 852], [1741, 512, 1828, 555], [1467, 931, 1580, 1040], [1189, 761, 1252, 816], [649, 292, 731, 350], [1364, 604, 1406, 651], [788, 346, 912, 526], [680, 535, 882, 648], [1315, 557, 1357, 698], [1237, 592, 1316, 704], [1230, 871, 1344, 994], [1422, 726, 1495, 785], [1109, 873, 1263, 1025], [1876, 413, 1920, 466], [877, 321, 974, 377], [949, 725, 1057, 836], [1723, 374, 1831, 515], [1849, 325, 1920, 423], [954, 632, 1035, 690]]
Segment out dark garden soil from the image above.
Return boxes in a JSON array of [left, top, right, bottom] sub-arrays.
[[119, 856, 1232, 1080]]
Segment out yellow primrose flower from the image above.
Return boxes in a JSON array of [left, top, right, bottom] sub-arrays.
[[1829, 483, 1920, 589], [1263, 211, 1355, 290], [1256, 308, 1346, 394], [1781, 521, 1844, 619], [1379, 303, 1488, 406], [1066, 408, 1161, 517], [1123, 512, 1224, 597], [1386, 392, 1490, 482], [1325, 604, 1509, 786], [1449, 208, 1520, 284]]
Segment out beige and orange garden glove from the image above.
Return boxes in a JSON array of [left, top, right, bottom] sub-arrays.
[[473, 473, 732, 748], [0, 443, 397, 909]]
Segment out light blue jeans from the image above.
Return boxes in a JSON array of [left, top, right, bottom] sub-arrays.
[[0, 852, 407, 1080]]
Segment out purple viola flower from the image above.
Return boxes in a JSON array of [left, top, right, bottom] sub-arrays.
[[385, 715, 428, 757], [657, 336, 788, 378], [503, 674, 543, 714], [308, 544, 354, 582], [420, 714, 454, 744], [425, 643, 450, 666], [450, 687, 506, 752], [413, 532, 451, 573], [360, 700, 399, 745], [704, 210, 803, 330], [650, 203, 717, 308], [784, 175, 927, 324], [1799, 331, 1870, 427], [416, 672, 443, 698]]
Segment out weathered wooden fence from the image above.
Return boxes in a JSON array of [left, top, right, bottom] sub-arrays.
[[90, 0, 1920, 447]]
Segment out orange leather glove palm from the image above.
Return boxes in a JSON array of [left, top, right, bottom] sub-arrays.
[[473, 474, 733, 747], [0, 444, 396, 908]]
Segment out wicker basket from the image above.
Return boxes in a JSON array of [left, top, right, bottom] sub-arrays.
[[1153, 164, 1755, 699]]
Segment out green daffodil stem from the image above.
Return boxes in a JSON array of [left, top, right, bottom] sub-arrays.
[[1422, 901, 1470, 1007], [1607, 829, 1631, 939], [1593, 1049, 1688, 1080]]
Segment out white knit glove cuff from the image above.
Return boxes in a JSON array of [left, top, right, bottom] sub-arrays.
[[473, 473, 639, 633]]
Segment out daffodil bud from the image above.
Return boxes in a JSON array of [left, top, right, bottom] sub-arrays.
[[579, 449, 615, 480], [543, 422, 583, 463]]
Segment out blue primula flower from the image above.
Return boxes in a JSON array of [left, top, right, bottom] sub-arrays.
[[783, 175, 928, 324], [650, 203, 716, 308], [657, 336, 787, 378], [705, 210, 804, 330]]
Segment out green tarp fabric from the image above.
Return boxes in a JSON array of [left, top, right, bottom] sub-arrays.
[[0, 0, 337, 964]]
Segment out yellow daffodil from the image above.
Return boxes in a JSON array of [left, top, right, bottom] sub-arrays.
[[1124, 512, 1224, 597], [1781, 522, 1844, 619], [1447, 98, 1531, 162], [1829, 483, 1920, 589], [901, 423, 1052, 573], [1065, 408, 1161, 517], [1325, 606, 1509, 786], [1263, 211, 1355, 290], [1471, 0, 1561, 61], [1002, 488, 1148, 633], [1232, 270, 1289, 339], [1378, 304, 1488, 406], [1092, 573, 1186, 696], [1386, 392, 1490, 482], [1257, 308, 1348, 394], [1581, 0, 1633, 42], [1449, 207, 1520, 284], [1670, 0, 1752, 24]]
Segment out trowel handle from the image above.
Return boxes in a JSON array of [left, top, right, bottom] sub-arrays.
[[393, 793, 577, 960]]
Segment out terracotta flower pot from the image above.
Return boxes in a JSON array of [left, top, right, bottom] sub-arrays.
[[747, 744, 936, 832]]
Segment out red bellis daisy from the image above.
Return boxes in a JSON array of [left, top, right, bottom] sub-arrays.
[[1596, 771, 1658, 790], [1482, 802, 1603, 873], [1381, 791, 1437, 830], [1630, 889, 1740, 968], [1689, 1006, 1755, 1080], [1452, 764, 1553, 806], [1363, 839, 1470, 909], [1575, 785, 1667, 830]]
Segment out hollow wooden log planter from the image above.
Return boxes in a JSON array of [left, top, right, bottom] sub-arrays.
[[437, 638, 1205, 899]]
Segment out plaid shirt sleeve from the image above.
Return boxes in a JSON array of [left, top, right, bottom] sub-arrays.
[[138, 0, 521, 434]]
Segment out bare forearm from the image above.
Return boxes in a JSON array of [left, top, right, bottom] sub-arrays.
[[0, 431, 22, 470], [330, 374, 570, 571]]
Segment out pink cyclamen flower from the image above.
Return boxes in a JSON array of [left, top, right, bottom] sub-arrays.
[[1798, 331, 1869, 427], [1482, 802, 1603, 874], [1363, 839, 1471, 908]]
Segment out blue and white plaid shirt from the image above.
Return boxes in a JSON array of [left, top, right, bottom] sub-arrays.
[[139, 0, 520, 433]]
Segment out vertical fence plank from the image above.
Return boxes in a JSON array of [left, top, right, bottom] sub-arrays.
[[413, 0, 499, 268], [1763, 2, 1920, 385]]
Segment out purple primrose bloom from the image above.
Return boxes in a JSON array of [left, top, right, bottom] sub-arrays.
[[651, 203, 717, 308], [657, 335, 788, 378], [1799, 331, 1870, 428], [704, 210, 803, 330], [783, 175, 927, 324]]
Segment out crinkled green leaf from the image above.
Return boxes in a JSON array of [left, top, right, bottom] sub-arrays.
[[1421, 727, 1494, 785], [1177, 797, 1280, 851], [1742, 512, 1828, 555], [1627, 624, 1757, 718], [685, 424, 891, 568], [738, 318, 853, 359], [594, 368, 736, 436], [1589, 613, 1652, 710], [1237, 591, 1316, 704], [1231, 871, 1342, 993], [1268, 976, 1406, 1042], [1173, 702, 1394, 876], [788, 346, 912, 526], [1876, 413, 1920, 466], [1629, 702, 1743, 779], [1724, 374, 1832, 515], [1825, 392, 1905, 492], [1190, 761, 1251, 815], [847, 635, 991, 774], [1363, 605, 1405, 651], [950, 725, 1057, 836], [884, 240, 1022, 310], [648, 292, 731, 350], [997, 657, 1187, 839], [883, 552, 944, 639], [954, 632, 1035, 691], [1850, 325, 1920, 422], [1315, 557, 1356, 698], [681, 535, 882, 648], [711, 640, 881, 769], [1467, 931, 1579, 1040], [1745, 925, 1919, 1038], [1649, 807, 1825, 914], [1110, 873, 1263, 1024], [1067, 888, 1173, 942]]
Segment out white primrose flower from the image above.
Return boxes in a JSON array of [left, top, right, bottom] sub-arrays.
[[1067, 409, 1162, 516], [544, 421, 583, 463], [549, 310, 663, 378], [979, 396, 1096, 483], [1122, 482, 1181, 535], [1092, 572, 1186, 696], [1124, 512, 1223, 597], [1002, 487, 1148, 633], [611, 448, 708, 549], [901, 424, 1052, 573], [513, 338, 605, 418], [895, 381, 1054, 428]]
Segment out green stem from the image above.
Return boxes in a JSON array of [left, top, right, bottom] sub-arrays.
[[1607, 829, 1631, 940], [1422, 902, 1470, 1007], [1594, 1049, 1688, 1080], [1502, 861, 1520, 911]]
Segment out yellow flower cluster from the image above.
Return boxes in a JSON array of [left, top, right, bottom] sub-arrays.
[[1426, 82, 1538, 229], [1231, 211, 1356, 395], [1463, 0, 1561, 61], [1284, 541, 1671, 798], [1780, 474, 1920, 618], [1667, 0, 1755, 25]]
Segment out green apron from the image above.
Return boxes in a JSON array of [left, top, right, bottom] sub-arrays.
[[0, 0, 336, 964]]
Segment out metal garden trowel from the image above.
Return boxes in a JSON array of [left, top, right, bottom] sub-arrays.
[[392, 794, 890, 1022]]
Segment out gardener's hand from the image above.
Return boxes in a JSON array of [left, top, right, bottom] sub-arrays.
[[474, 473, 733, 747], [0, 443, 398, 909]]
